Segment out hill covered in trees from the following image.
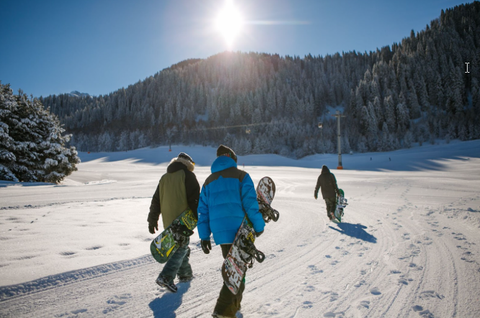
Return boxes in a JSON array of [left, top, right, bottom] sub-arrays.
[[41, 2, 480, 157]]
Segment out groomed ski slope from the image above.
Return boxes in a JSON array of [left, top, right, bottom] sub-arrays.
[[1, 140, 480, 318]]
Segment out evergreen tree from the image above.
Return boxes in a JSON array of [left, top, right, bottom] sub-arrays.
[[0, 84, 80, 183]]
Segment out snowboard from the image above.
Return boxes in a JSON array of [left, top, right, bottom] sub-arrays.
[[150, 208, 197, 263], [333, 189, 348, 223], [221, 176, 278, 295]]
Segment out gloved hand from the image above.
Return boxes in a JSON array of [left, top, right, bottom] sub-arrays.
[[201, 239, 211, 254], [314, 193, 318, 200], [148, 221, 158, 234], [255, 230, 264, 237]]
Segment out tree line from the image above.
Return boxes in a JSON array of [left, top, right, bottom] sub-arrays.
[[39, 2, 479, 157]]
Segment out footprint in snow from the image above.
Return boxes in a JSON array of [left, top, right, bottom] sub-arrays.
[[398, 278, 409, 285], [307, 265, 323, 274], [419, 309, 435, 318], [103, 294, 132, 314], [419, 290, 444, 300], [329, 292, 339, 302], [412, 305, 423, 312], [86, 245, 103, 250], [302, 301, 313, 308], [358, 300, 370, 309], [370, 287, 381, 295], [304, 285, 315, 292], [60, 251, 76, 256]]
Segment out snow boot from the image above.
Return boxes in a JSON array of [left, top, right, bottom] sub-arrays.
[[178, 275, 194, 283], [156, 275, 178, 293]]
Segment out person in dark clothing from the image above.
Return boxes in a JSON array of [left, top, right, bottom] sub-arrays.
[[314, 165, 340, 220], [197, 145, 265, 318], [147, 152, 200, 293]]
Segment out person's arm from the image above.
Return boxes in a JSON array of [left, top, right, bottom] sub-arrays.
[[185, 171, 200, 219], [197, 185, 212, 240], [147, 183, 161, 233], [241, 174, 265, 234], [314, 175, 321, 199], [332, 174, 340, 194]]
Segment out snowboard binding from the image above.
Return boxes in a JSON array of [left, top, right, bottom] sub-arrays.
[[170, 221, 194, 247], [238, 232, 265, 267], [170, 221, 194, 237], [259, 202, 280, 223]]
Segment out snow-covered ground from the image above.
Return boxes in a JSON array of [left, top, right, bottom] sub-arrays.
[[1, 140, 480, 318]]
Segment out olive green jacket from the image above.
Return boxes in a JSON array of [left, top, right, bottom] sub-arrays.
[[148, 158, 200, 229]]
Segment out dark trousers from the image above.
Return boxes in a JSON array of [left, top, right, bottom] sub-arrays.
[[158, 240, 192, 283], [325, 197, 337, 218], [213, 244, 245, 317]]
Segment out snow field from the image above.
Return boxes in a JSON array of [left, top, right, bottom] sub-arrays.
[[1, 141, 480, 317]]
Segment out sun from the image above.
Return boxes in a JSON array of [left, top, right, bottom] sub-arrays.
[[215, 0, 244, 48]]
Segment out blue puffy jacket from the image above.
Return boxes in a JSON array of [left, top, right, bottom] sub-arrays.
[[197, 156, 265, 244]]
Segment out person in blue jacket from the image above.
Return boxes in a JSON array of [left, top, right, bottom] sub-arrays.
[[198, 145, 265, 318]]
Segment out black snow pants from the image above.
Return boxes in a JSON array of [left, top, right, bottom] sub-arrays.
[[325, 197, 337, 218]]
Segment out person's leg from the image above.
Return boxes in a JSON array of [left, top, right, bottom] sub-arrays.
[[176, 246, 193, 281], [325, 199, 331, 219], [325, 197, 336, 219], [158, 240, 190, 284], [213, 244, 244, 317]]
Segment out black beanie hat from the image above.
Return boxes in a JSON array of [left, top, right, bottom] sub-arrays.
[[216, 145, 237, 162]]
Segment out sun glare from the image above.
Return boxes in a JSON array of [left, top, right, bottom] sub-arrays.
[[215, 0, 243, 48]]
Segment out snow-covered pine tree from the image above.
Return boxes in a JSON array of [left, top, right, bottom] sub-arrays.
[[0, 83, 80, 183]]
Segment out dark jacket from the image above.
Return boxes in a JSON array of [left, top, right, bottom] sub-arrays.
[[148, 159, 200, 229], [197, 156, 265, 244], [314, 166, 339, 200]]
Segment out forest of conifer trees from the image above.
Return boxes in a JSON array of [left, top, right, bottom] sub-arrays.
[[40, 2, 480, 157]]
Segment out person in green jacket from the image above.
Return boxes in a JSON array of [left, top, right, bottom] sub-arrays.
[[147, 152, 200, 292]]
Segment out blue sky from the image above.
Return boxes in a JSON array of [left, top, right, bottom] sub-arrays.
[[0, 0, 470, 98]]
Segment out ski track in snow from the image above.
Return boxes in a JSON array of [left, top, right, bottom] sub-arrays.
[[1, 143, 480, 317]]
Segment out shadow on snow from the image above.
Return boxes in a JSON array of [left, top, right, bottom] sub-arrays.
[[329, 222, 377, 243], [149, 282, 191, 318]]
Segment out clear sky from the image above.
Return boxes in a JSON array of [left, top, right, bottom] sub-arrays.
[[0, 0, 470, 98]]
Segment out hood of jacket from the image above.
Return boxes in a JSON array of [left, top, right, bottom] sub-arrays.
[[167, 158, 193, 173], [211, 155, 237, 174], [321, 165, 330, 175]]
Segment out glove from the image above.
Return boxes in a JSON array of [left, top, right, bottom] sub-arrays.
[[201, 239, 211, 254], [314, 193, 318, 200], [255, 230, 264, 237], [148, 222, 158, 234]]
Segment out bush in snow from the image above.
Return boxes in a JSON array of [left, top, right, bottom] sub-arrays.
[[0, 83, 80, 183]]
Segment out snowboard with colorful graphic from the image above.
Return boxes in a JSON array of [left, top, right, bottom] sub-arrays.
[[150, 208, 197, 263], [221, 176, 278, 295]]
